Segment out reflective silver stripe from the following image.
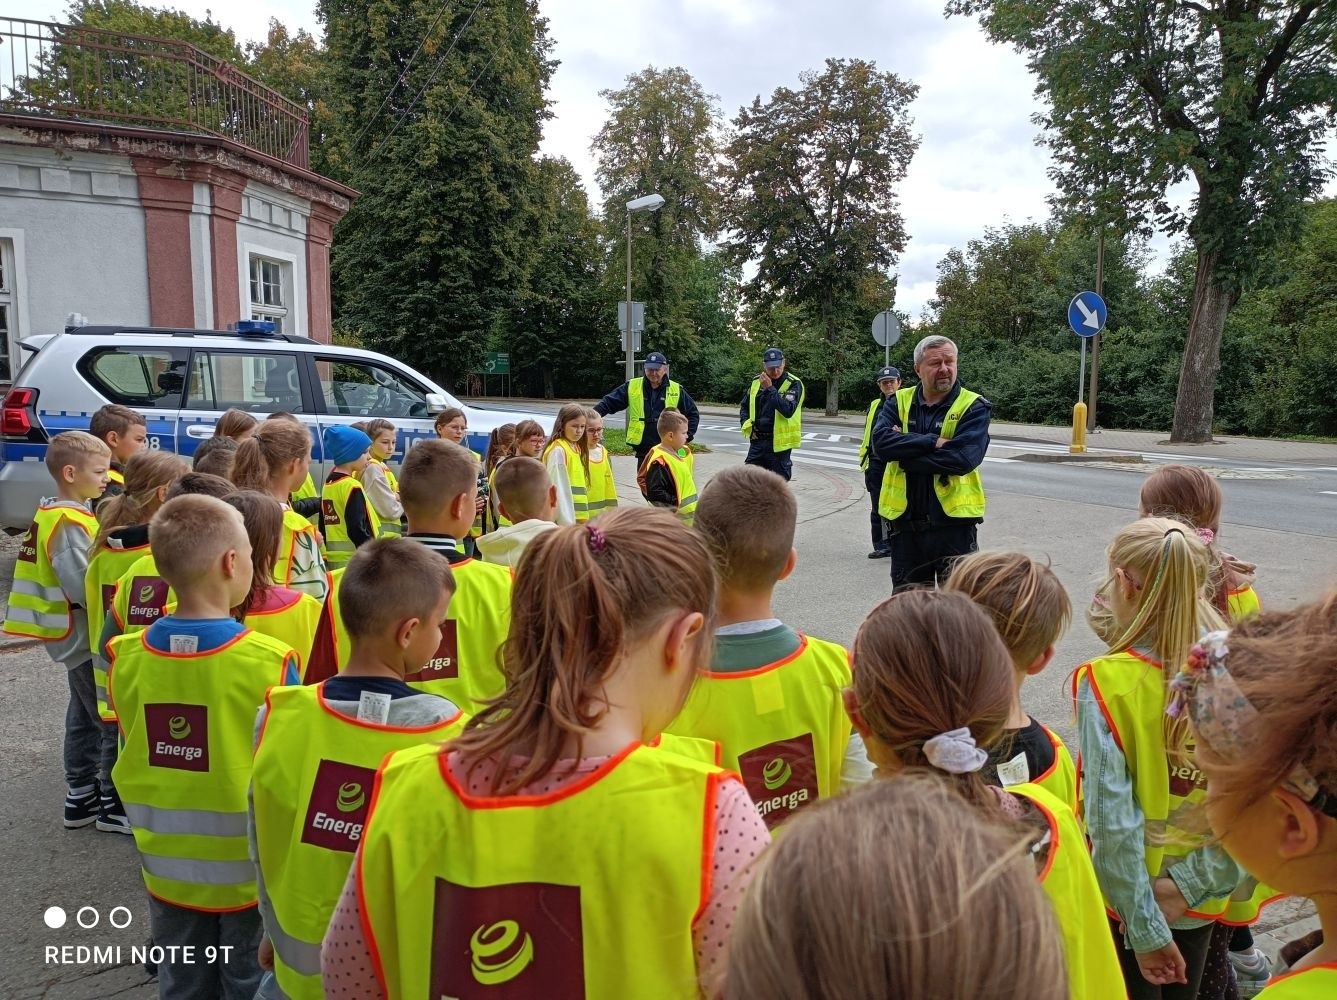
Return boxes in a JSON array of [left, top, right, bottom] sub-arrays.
[[269, 914, 323, 977], [125, 803, 249, 837], [324, 539, 355, 553], [140, 852, 255, 885], [95, 683, 109, 706], [677, 493, 698, 507], [11, 578, 67, 600], [570, 486, 588, 496], [3, 606, 69, 629]]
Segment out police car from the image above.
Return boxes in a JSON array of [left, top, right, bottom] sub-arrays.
[[0, 320, 545, 531]]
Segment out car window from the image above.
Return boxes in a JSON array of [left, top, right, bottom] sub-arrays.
[[185, 351, 304, 412], [314, 356, 431, 418], [77, 346, 190, 408]]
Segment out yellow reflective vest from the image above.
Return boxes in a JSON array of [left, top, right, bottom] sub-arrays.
[[643, 444, 698, 526], [666, 634, 851, 828], [404, 555, 513, 714], [1010, 783, 1125, 1000], [326, 567, 351, 673], [1077, 649, 1237, 919], [322, 473, 381, 568], [251, 683, 466, 998], [3, 504, 97, 641], [626, 377, 681, 446], [1227, 585, 1262, 622], [108, 627, 295, 911], [543, 438, 589, 523], [993, 722, 1080, 817], [1259, 965, 1337, 998], [585, 447, 618, 516], [368, 459, 402, 538], [358, 741, 724, 999], [742, 374, 804, 451], [878, 386, 987, 521], [85, 535, 153, 718], [858, 396, 890, 471], [278, 507, 328, 602], [101, 554, 174, 720]]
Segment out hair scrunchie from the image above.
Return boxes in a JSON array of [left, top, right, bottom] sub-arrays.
[[585, 523, 607, 554], [922, 728, 988, 775]]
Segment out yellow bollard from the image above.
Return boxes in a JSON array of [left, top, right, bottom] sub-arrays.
[[1070, 402, 1087, 453]]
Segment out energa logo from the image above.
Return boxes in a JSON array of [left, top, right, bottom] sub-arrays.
[[469, 920, 535, 985], [762, 757, 792, 790]]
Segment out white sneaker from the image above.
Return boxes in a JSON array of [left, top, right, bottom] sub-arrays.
[[1230, 948, 1272, 998]]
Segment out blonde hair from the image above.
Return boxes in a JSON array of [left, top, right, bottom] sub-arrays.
[[92, 450, 189, 552], [492, 456, 551, 522], [232, 421, 311, 493], [45, 430, 110, 479], [1104, 517, 1227, 750], [727, 772, 1068, 1000], [213, 408, 258, 441], [694, 465, 796, 592], [945, 551, 1072, 670], [1139, 464, 1241, 615], [340, 539, 455, 640], [399, 439, 477, 517], [451, 507, 717, 794], [656, 406, 688, 436], [149, 495, 247, 590]]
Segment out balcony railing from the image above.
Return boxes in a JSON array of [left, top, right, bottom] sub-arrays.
[[0, 17, 309, 169]]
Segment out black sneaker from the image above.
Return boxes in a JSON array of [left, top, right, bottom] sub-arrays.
[[63, 787, 99, 829], [96, 788, 133, 835], [867, 548, 892, 559]]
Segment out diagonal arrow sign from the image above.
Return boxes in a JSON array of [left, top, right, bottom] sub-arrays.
[[1074, 297, 1101, 330]]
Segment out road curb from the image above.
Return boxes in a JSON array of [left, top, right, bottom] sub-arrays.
[[1011, 452, 1144, 464]]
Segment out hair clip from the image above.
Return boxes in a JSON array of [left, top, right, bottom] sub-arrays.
[[922, 728, 987, 774], [1195, 527, 1216, 545], [1167, 631, 1229, 718], [585, 523, 607, 554]]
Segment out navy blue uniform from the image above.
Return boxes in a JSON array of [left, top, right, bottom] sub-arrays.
[[740, 374, 804, 482], [862, 394, 895, 554], [594, 377, 699, 465]]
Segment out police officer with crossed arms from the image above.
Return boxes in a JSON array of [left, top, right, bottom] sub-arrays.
[[594, 351, 700, 469]]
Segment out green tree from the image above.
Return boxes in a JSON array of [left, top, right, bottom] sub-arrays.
[[321, 0, 554, 387], [591, 67, 725, 367], [244, 20, 335, 175], [724, 58, 919, 415], [949, 0, 1337, 441]]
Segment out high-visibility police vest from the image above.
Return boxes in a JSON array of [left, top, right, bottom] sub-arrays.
[[405, 556, 513, 714], [1227, 585, 1262, 622], [1010, 783, 1125, 1000], [878, 386, 987, 521], [1259, 965, 1337, 998], [325, 568, 351, 672], [85, 535, 153, 718], [626, 377, 681, 446], [585, 447, 618, 515], [1075, 649, 1238, 919], [3, 504, 97, 641], [368, 459, 402, 538], [543, 439, 589, 522], [742, 375, 804, 451], [252, 683, 466, 998], [108, 627, 295, 911], [643, 445, 698, 526], [278, 507, 328, 602], [666, 634, 850, 829], [358, 742, 723, 1000], [858, 396, 888, 471], [322, 474, 381, 568]]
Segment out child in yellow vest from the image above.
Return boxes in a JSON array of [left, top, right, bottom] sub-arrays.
[[489, 419, 545, 529], [474, 456, 558, 569], [583, 407, 618, 516], [235, 420, 328, 601], [728, 773, 1069, 1000], [542, 403, 590, 525], [3, 431, 110, 829], [321, 508, 769, 999], [250, 539, 466, 1000], [434, 407, 487, 553], [398, 439, 513, 713], [106, 496, 300, 999], [1074, 518, 1242, 999], [638, 408, 697, 525], [846, 589, 1123, 1000], [264, 412, 322, 526], [320, 424, 380, 567], [89, 403, 147, 509], [666, 464, 866, 828], [85, 449, 189, 833], [1170, 593, 1337, 1000], [945, 550, 1080, 814], [354, 418, 403, 537]]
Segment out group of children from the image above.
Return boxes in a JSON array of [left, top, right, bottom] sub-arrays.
[[4, 400, 1333, 1000]]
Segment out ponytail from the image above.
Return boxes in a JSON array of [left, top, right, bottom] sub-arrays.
[[232, 421, 311, 494], [92, 450, 189, 552], [220, 490, 282, 619], [451, 507, 717, 794]]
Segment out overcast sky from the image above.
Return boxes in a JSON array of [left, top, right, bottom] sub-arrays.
[[32, 0, 1162, 317]]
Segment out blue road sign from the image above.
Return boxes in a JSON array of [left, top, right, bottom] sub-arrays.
[[1068, 291, 1107, 338]]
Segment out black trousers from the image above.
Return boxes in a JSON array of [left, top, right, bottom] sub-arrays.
[[864, 468, 890, 552], [888, 522, 977, 589], [1111, 918, 1215, 1000], [745, 439, 793, 481]]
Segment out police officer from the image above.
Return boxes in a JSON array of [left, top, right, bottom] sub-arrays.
[[594, 351, 700, 468], [858, 365, 901, 558], [871, 336, 991, 589], [740, 347, 804, 481]]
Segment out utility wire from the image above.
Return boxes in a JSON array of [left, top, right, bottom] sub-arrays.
[[350, 0, 457, 152]]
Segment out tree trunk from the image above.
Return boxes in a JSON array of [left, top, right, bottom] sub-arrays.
[[542, 365, 555, 400], [825, 375, 840, 416], [824, 300, 840, 416], [1170, 249, 1238, 443]]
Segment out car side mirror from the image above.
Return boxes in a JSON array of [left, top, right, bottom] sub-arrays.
[[425, 393, 449, 415]]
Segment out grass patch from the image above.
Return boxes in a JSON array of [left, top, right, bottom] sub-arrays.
[[602, 428, 712, 457]]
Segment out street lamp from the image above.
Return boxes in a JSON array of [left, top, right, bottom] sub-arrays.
[[625, 192, 665, 383]]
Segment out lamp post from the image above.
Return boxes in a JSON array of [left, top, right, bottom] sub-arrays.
[[624, 193, 665, 384]]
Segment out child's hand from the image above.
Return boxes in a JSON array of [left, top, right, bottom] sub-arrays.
[[258, 935, 274, 972], [474, 496, 486, 513], [1153, 876, 1189, 922], [1135, 942, 1187, 985]]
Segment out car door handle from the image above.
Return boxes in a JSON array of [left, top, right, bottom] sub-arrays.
[[185, 424, 214, 439]]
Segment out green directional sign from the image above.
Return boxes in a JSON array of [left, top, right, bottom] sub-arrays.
[[477, 352, 510, 374]]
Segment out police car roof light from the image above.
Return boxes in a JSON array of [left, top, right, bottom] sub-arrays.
[[231, 320, 277, 337]]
